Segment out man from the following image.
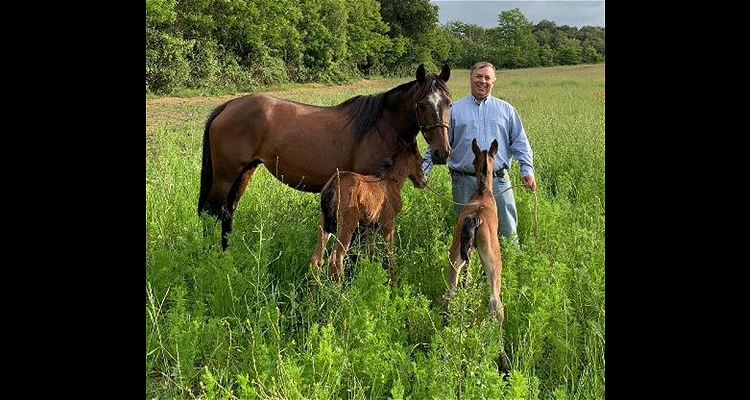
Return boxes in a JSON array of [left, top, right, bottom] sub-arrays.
[[423, 61, 537, 242]]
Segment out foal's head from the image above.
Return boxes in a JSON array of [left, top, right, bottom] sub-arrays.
[[471, 138, 498, 192], [378, 139, 427, 189]]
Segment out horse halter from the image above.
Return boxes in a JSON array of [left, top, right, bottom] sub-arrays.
[[414, 102, 449, 141]]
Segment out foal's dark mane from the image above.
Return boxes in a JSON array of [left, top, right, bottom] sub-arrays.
[[474, 150, 492, 195], [369, 139, 417, 178], [338, 73, 451, 142]]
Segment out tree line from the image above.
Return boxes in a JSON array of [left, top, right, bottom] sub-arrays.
[[146, 0, 605, 95]]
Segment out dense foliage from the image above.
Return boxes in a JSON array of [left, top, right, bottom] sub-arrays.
[[146, 65, 605, 399], [145, 0, 605, 95]]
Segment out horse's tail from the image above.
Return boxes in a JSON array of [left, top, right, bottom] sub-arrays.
[[460, 214, 481, 261], [320, 185, 338, 234], [198, 103, 227, 216]]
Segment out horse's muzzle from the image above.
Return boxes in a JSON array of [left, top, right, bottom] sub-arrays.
[[431, 149, 450, 165]]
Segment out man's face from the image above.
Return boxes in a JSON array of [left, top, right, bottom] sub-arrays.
[[471, 66, 495, 99]]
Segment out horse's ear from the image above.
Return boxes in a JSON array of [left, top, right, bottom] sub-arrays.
[[416, 63, 426, 83], [490, 139, 498, 157], [472, 138, 480, 155], [440, 63, 450, 82]]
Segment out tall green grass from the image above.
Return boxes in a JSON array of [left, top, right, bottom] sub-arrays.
[[146, 64, 605, 399]]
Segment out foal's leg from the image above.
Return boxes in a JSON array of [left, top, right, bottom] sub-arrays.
[[477, 237, 504, 324], [442, 239, 467, 327], [311, 220, 331, 270], [330, 220, 358, 282], [477, 230, 510, 375], [381, 219, 396, 281]]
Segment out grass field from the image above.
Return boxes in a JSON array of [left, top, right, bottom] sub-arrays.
[[146, 64, 605, 399]]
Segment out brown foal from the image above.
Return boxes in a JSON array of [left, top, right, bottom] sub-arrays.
[[311, 139, 427, 282]]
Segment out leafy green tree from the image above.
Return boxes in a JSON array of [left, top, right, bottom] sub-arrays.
[[344, 0, 393, 75], [442, 21, 490, 68], [538, 44, 555, 66], [533, 19, 557, 49], [146, 0, 189, 93], [379, 0, 442, 73], [555, 39, 581, 65], [380, 0, 438, 38], [174, 0, 213, 41], [146, 0, 177, 30], [580, 45, 603, 64], [577, 26, 605, 57], [492, 8, 539, 68], [297, 0, 348, 82]]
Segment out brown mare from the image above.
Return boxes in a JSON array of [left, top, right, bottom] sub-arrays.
[[311, 138, 426, 282], [442, 138, 510, 374], [198, 64, 452, 249]]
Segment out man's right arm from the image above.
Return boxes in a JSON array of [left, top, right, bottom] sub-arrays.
[[421, 148, 434, 175]]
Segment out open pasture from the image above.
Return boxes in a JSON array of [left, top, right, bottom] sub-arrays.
[[146, 64, 605, 399]]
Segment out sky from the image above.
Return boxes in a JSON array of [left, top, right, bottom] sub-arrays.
[[431, 1, 605, 28]]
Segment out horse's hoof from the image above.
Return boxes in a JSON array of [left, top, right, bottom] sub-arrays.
[[496, 350, 510, 377]]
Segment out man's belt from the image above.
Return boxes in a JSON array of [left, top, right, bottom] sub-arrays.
[[449, 167, 507, 177]]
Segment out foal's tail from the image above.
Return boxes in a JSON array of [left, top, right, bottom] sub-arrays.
[[460, 214, 481, 261], [198, 103, 228, 215], [320, 186, 338, 234]]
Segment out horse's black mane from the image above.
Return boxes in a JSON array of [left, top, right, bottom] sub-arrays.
[[338, 73, 451, 142]]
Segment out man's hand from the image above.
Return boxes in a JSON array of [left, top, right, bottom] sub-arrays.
[[522, 174, 537, 192]]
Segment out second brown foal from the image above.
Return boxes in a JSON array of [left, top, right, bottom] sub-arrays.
[[441, 138, 509, 374], [442, 138, 504, 325]]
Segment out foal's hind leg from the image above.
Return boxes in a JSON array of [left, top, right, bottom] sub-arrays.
[[381, 220, 397, 281], [477, 231, 510, 375], [311, 220, 331, 270], [477, 236, 504, 324], [329, 220, 358, 282], [442, 242, 468, 327]]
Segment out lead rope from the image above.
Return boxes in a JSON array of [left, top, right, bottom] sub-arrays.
[[424, 180, 539, 237]]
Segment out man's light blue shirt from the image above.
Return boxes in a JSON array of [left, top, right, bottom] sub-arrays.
[[423, 94, 534, 177]]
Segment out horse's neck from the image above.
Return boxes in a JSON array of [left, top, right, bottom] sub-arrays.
[[385, 90, 419, 136]]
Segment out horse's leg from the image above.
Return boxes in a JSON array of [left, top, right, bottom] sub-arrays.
[[218, 165, 257, 250], [442, 240, 467, 327], [202, 176, 234, 249], [230, 167, 256, 213]]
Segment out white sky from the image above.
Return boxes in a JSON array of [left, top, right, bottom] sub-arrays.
[[431, 1, 605, 28]]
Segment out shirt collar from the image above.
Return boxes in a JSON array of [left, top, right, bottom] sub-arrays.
[[472, 94, 491, 105]]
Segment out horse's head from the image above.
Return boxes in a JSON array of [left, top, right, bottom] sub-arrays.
[[414, 63, 452, 165]]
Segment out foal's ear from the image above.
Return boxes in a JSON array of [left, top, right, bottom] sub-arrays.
[[416, 63, 426, 83], [471, 138, 480, 155], [440, 63, 450, 82], [489, 139, 498, 157]]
